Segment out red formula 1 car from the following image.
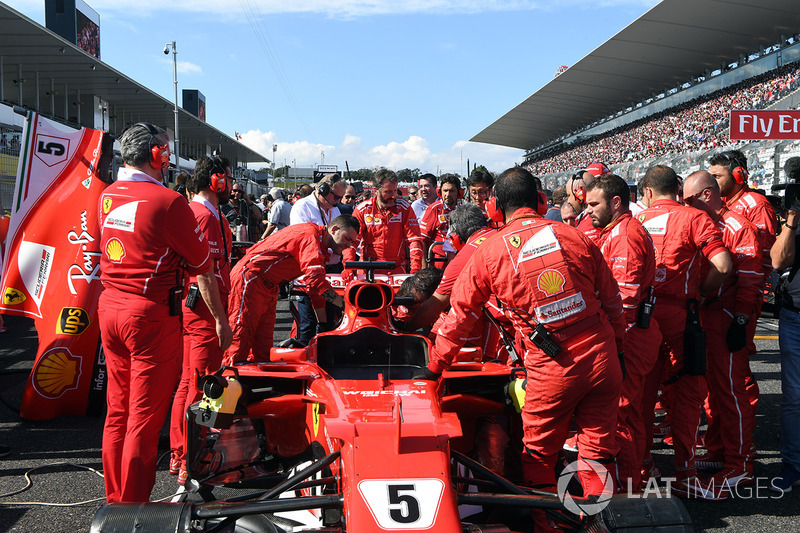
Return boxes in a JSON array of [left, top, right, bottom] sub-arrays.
[[91, 262, 694, 533]]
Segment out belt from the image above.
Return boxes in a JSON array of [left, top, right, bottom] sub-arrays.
[[656, 295, 689, 307], [548, 313, 603, 345]]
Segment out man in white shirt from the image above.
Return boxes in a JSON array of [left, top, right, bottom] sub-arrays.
[[290, 174, 344, 226], [261, 187, 292, 239], [411, 173, 437, 221], [288, 174, 346, 344]]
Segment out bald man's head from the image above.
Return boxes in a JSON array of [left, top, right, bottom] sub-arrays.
[[683, 170, 721, 213]]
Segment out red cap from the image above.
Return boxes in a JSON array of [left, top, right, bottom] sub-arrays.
[[586, 162, 610, 177]]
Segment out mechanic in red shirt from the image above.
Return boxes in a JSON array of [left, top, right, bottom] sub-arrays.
[[224, 216, 359, 364], [420, 173, 461, 266], [168, 156, 234, 485], [710, 150, 776, 278], [342, 169, 423, 276], [585, 174, 660, 492], [637, 165, 732, 500], [710, 149, 777, 409], [98, 122, 213, 503], [425, 166, 626, 506], [682, 171, 763, 494]]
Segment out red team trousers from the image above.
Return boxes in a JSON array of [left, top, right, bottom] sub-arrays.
[[98, 289, 182, 503], [642, 302, 707, 473]]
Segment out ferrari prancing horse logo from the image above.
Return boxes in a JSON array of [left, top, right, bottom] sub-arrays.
[[508, 235, 521, 248], [102, 197, 113, 214]]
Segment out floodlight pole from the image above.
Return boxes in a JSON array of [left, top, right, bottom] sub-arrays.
[[165, 40, 180, 173]]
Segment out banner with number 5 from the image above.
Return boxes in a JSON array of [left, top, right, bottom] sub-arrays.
[[0, 111, 114, 419]]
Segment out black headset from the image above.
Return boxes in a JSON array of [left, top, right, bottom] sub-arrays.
[[318, 173, 342, 197]]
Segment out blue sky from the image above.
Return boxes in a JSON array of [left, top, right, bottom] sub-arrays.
[[8, 0, 658, 174]]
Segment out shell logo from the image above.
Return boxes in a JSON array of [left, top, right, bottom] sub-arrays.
[[537, 269, 566, 297], [102, 197, 113, 214], [3, 287, 27, 305], [365, 215, 373, 224], [106, 238, 126, 263], [32, 348, 81, 399]]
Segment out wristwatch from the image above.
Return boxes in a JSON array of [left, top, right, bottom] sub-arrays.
[[735, 315, 749, 326]]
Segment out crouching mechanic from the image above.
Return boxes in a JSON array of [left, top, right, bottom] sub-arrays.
[[169, 156, 234, 484], [97, 122, 213, 503], [424, 167, 626, 514], [225, 215, 360, 364], [585, 174, 660, 491]]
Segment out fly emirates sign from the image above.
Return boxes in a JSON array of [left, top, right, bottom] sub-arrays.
[[730, 110, 800, 140]]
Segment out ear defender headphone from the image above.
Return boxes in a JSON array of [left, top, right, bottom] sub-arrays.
[[209, 156, 228, 193], [448, 231, 465, 251], [437, 184, 465, 199], [318, 173, 342, 197], [536, 191, 548, 216], [570, 170, 587, 206], [486, 196, 505, 225], [722, 152, 749, 185], [134, 122, 170, 170]]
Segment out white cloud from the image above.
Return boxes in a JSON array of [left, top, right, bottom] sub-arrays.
[[240, 130, 523, 175], [177, 60, 202, 75], [158, 57, 202, 75]]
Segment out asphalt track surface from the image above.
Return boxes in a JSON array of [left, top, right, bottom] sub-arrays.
[[0, 300, 798, 532]]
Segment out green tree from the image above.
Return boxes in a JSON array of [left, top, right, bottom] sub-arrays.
[[396, 168, 421, 182], [347, 168, 375, 183]]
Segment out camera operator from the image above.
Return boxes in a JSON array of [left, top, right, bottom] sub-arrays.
[[222, 182, 261, 242], [770, 158, 800, 493]]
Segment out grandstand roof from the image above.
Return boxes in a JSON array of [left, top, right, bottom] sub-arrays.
[[0, 3, 269, 166], [471, 0, 800, 151]]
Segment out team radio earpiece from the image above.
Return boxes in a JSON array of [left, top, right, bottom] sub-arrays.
[[449, 231, 465, 251], [133, 122, 170, 170], [722, 152, 749, 185], [318, 173, 342, 197], [570, 170, 587, 206], [209, 156, 227, 193], [486, 191, 548, 226]]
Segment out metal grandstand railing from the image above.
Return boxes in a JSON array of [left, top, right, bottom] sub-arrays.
[[541, 138, 800, 193]]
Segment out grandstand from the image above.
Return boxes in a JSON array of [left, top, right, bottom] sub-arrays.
[[472, 0, 800, 190]]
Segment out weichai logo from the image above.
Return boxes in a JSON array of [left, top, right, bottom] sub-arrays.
[[56, 307, 90, 336]]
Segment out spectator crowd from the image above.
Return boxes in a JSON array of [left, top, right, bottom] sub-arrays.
[[527, 62, 800, 176]]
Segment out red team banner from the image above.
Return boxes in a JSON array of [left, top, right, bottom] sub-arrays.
[[0, 112, 113, 419], [729, 109, 800, 140]]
